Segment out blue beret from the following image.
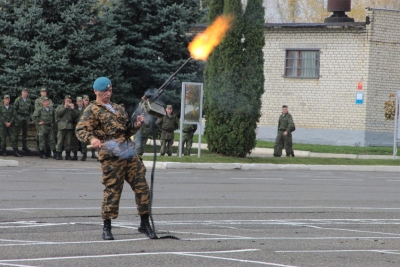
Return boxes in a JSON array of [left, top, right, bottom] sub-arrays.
[[93, 77, 112, 91]]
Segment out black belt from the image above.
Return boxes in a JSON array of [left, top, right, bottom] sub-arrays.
[[278, 129, 286, 132]]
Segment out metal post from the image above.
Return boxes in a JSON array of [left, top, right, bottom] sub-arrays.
[[394, 91, 399, 160]]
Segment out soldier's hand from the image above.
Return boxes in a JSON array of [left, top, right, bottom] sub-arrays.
[[39, 121, 44, 125], [283, 131, 288, 136], [5, 122, 11, 128], [136, 114, 145, 127], [91, 138, 102, 149]]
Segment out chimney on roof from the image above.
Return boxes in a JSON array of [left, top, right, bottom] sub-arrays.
[[324, 0, 355, 23]]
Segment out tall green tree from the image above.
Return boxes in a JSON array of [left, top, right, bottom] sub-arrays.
[[109, 0, 205, 110], [204, 0, 264, 157], [0, 0, 126, 103]]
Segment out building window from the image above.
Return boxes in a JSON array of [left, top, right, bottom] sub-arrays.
[[285, 50, 320, 78]]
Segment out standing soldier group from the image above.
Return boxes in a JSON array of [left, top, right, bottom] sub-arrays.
[[0, 89, 98, 160]]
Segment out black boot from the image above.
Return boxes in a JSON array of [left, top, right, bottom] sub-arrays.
[[291, 151, 295, 157], [56, 151, 63, 160], [80, 152, 87, 161], [52, 150, 57, 159], [2, 149, 7, 157], [138, 214, 157, 239], [36, 140, 39, 151], [65, 151, 72, 160], [102, 219, 114, 240], [45, 150, 51, 158], [91, 149, 98, 159], [39, 150, 47, 159], [13, 148, 22, 157], [22, 141, 31, 152], [71, 151, 78, 161]]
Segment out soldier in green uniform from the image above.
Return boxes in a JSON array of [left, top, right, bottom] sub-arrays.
[[182, 123, 197, 156], [14, 88, 33, 152], [34, 88, 54, 152], [273, 105, 295, 157], [0, 95, 23, 157], [76, 77, 156, 240], [135, 121, 152, 156], [156, 105, 179, 156], [32, 97, 56, 159], [55, 95, 78, 160], [83, 94, 98, 160], [72, 96, 88, 161]]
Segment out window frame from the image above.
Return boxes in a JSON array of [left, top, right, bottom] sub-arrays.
[[284, 49, 320, 79]]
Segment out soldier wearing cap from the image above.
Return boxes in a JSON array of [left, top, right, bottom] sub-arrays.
[[55, 95, 78, 160], [156, 104, 179, 156], [14, 88, 33, 152], [0, 95, 23, 157], [34, 88, 54, 151], [76, 77, 156, 240], [273, 105, 295, 157], [32, 97, 56, 159], [70, 96, 85, 160]]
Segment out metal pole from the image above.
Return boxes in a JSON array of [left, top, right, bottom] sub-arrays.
[[394, 91, 399, 160]]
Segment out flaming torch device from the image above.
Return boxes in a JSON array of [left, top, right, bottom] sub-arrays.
[[137, 15, 232, 119]]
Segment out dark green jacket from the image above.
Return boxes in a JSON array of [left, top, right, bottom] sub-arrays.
[[35, 97, 54, 109], [278, 113, 295, 134], [56, 105, 78, 130], [14, 96, 33, 120], [32, 107, 55, 133], [156, 113, 179, 140], [0, 105, 17, 126]]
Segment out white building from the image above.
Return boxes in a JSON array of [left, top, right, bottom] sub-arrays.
[[258, 8, 400, 146]]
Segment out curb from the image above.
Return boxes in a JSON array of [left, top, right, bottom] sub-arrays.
[[143, 161, 400, 172], [0, 159, 19, 167]]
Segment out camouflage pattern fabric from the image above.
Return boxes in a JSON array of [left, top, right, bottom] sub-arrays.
[[0, 105, 18, 149], [274, 113, 295, 156], [14, 97, 33, 142], [35, 97, 53, 109], [56, 104, 78, 152], [32, 107, 56, 151], [182, 124, 197, 156], [155, 113, 179, 140], [76, 101, 150, 219]]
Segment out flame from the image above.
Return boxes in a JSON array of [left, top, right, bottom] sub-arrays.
[[188, 15, 233, 61]]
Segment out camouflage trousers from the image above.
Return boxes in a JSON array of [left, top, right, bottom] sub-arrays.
[[182, 133, 194, 156], [160, 139, 173, 156], [38, 126, 56, 151], [56, 129, 73, 152], [273, 131, 293, 156], [0, 126, 17, 150], [14, 119, 29, 144], [100, 155, 150, 220]]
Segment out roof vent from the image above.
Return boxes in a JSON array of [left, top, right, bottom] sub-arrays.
[[324, 0, 354, 23]]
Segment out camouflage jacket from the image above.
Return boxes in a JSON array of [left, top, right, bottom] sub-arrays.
[[14, 96, 33, 120], [31, 107, 55, 133], [34, 97, 54, 109], [278, 113, 295, 134], [55, 105, 78, 130], [156, 113, 179, 140], [75, 101, 140, 161], [182, 124, 197, 134], [0, 105, 17, 126]]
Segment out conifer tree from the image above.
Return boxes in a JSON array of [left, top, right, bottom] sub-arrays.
[[109, 0, 205, 108], [0, 0, 125, 103]]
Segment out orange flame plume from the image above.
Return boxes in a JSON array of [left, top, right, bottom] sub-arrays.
[[188, 15, 233, 61]]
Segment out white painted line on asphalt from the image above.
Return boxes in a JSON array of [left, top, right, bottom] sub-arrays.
[[0, 249, 258, 263], [2, 206, 400, 211], [0, 263, 38, 267], [177, 253, 299, 267], [300, 224, 400, 236], [231, 178, 284, 180], [275, 249, 400, 254], [387, 180, 400, 182], [311, 179, 364, 181]]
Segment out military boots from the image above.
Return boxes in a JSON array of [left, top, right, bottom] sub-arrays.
[[71, 151, 78, 160], [102, 219, 114, 240], [65, 151, 72, 160], [13, 149, 22, 157], [56, 152, 63, 160], [22, 141, 31, 152], [138, 214, 157, 239], [39, 151, 47, 159], [80, 152, 87, 161], [52, 150, 57, 159]]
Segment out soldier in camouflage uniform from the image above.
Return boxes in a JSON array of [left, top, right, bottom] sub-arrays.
[[14, 88, 33, 152], [182, 124, 197, 156], [55, 95, 78, 160], [32, 97, 56, 159], [73, 97, 88, 161], [156, 105, 179, 156], [34, 88, 54, 152], [83, 95, 98, 160], [273, 105, 295, 157], [0, 95, 23, 157], [76, 77, 156, 240]]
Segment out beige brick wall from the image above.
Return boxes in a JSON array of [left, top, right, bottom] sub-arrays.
[[261, 26, 369, 131], [365, 9, 400, 132]]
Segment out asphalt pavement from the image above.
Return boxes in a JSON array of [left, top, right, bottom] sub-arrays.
[[1, 167, 400, 267]]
